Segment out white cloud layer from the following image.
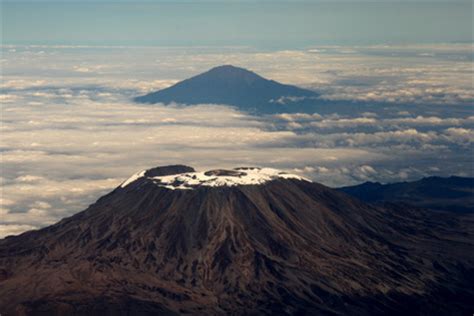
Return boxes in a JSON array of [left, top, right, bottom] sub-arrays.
[[1, 44, 473, 237]]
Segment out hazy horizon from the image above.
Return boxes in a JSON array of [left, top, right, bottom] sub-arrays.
[[2, 1, 472, 48]]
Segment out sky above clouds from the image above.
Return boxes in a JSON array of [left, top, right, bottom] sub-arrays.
[[2, 1, 472, 47], [1, 44, 473, 237]]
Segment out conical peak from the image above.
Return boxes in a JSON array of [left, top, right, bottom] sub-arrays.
[[200, 65, 263, 82], [133, 64, 318, 111], [207, 64, 257, 75]]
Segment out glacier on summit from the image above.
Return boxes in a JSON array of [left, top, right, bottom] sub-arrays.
[[120, 167, 310, 190]]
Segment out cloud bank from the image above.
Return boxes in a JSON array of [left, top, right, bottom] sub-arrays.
[[1, 44, 472, 237]]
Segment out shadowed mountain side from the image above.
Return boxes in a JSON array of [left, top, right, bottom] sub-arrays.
[[338, 176, 474, 213], [1, 166, 473, 315]]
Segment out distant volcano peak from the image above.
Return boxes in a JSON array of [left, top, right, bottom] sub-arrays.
[[206, 64, 256, 74], [202, 65, 262, 81], [209, 64, 246, 71], [134, 65, 318, 112]]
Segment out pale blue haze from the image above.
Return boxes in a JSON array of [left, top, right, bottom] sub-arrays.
[[1, 1, 472, 48]]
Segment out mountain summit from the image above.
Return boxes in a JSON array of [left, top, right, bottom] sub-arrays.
[[1, 165, 473, 315], [134, 65, 318, 112], [120, 166, 308, 190]]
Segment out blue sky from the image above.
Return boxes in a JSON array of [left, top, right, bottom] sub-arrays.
[[2, 1, 472, 48]]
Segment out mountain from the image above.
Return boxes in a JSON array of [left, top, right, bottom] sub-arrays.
[[1, 166, 473, 315], [134, 65, 319, 113], [339, 176, 474, 213]]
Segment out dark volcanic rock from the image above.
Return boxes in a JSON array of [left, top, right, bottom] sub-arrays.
[[204, 169, 246, 177], [134, 65, 318, 113], [144, 165, 195, 177], [1, 166, 473, 315]]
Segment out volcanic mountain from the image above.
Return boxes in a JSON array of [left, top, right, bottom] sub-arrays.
[[1, 165, 473, 315], [134, 65, 319, 113], [339, 176, 474, 213]]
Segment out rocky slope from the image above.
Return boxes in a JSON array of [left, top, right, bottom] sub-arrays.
[[0, 165, 473, 315]]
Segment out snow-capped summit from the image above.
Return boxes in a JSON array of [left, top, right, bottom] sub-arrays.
[[120, 166, 309, 190]]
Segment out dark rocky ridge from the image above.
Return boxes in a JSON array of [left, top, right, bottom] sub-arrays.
[[0, 165, 473, 315], [144, 165, 195, 177], [339, 176, 474, 213], [204, 169, 245, 177]]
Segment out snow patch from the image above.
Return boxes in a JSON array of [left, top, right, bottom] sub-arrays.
[[120, 170, 146, 188], [150, 167, 310, 190]]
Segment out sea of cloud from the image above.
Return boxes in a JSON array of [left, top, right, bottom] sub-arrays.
[[1, 44, 473, 237]]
